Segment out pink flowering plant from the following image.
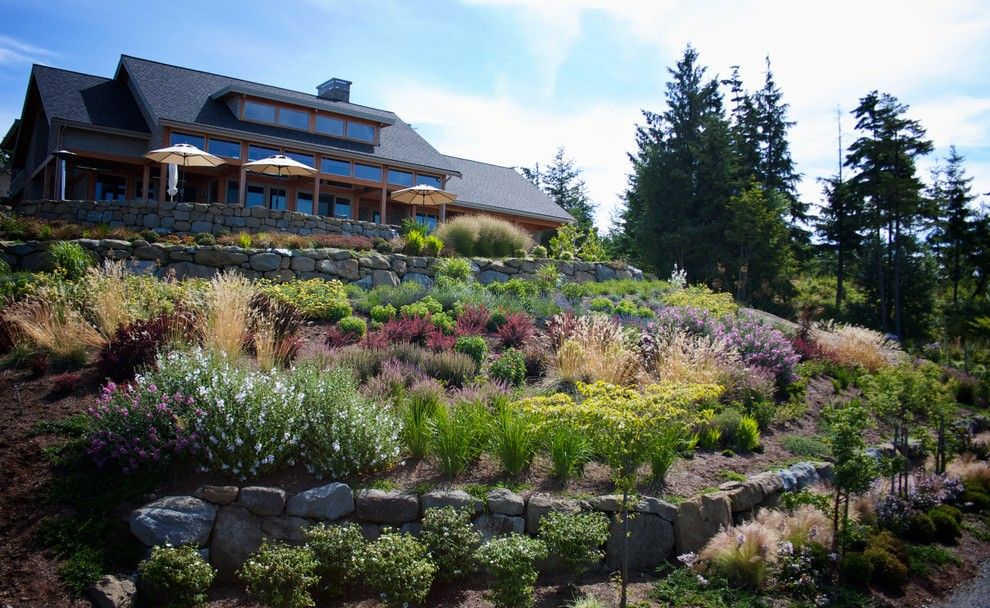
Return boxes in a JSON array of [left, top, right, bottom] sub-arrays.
[[86, 381, 199, 474]]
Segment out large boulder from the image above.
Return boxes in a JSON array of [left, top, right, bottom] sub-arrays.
[[674, 492, 732, 554], [605, 513, 674, 571], [261, 515, 312, 544], [193, 485, 239, 505], [525, 494, 581, 534], [421, 490, 483, 516], [286, 483, 354, 521], [355, 489, 420, 524], [249, 252, 282, 272], [719, 480, 764, 513], [487, 488, 525, 516], [129, 496, 217, 547], [237, 486, 286, 516], [473, 513, 526, 540], [193, 248, 248, 267], [86, 574, 136, 608], [210, 505, 263, 581]]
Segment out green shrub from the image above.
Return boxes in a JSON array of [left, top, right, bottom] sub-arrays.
[[371, 303, 397, 323], [546, 425, 591, 483], [401, 387, 441, 459], [838, 551, 873, 587], [194, 232, 215, 245], [531, 245, 548, 258], [60, 545, 105, 595], [423, 235, 444, 257], [650, 424, 686, 483], [436, 215, 534, 258], [733, 415, 761, 452], [49, 241, 93, 280], [907, 543, 962, 577], [336, 315, 367, 339], [558, 251, 574, 261], [589, 297, 614, 313], [437, 257, 472, 282], [420, 507, 482, 580], [362, 531, 437, 606], [538, 511, 609, 579], [781, 434, 829, 459], [304, 523, 366, 595], [905, 512, 937, 544], [928, 505, 963, 544], [422, 350, 476, 388], [864, 532, 909, 590], [490, 348, 527, 386], [139, 544, 215, 608], [430, 404, 475, 477], [475, 535, 548, 608], [662, 285, 737, 316], [713, 409, 742, 447], [431, 311, 455, 333], [261, 279, 351, 321], [239, 542, 319, 608], [455, 335, 488, 368], [400, 296, 444, 317]]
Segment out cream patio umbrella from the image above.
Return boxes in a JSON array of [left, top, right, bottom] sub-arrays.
[[390, 184, 457, 223], [143, 143, 225, 201], [242, 155, 317, 211]]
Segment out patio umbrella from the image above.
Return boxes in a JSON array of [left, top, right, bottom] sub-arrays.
[[391, 184, 457, 223], [242, 154, 316, 177], [143, 143, 225, 201]]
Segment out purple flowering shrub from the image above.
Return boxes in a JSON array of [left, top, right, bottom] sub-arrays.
[[718, 313, 800, 385], [86, 382, 199, 473], [875, 473, 964, 534]]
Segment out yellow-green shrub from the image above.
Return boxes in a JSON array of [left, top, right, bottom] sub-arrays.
[[261, 278, 351, 321], [662, 285, 737, 316]]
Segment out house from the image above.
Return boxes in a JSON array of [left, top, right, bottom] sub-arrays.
[[0, 56, 572, 232]]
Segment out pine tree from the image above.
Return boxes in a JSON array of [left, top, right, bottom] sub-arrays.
[[522, 148, 597, 232], [755, 58, 805, 223], [817, 175, 862, 312], [725, 180, 796, 306], [932, 146, 977, 307], [845, 91, 933, 339]]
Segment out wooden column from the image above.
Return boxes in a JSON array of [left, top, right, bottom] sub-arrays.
[[313, 175, 320, 215], [158, 164, 167, 202], [141, 164, 151, 200], [440, 203, 446, 222], [239, 168, 247, 206], [287, 180, 297, 212], [379, 187, 387, 224]]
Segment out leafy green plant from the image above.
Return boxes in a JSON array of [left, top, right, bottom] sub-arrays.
[[490, 348, 527, 386], [455, 335, 488, 368], [362, 531, 437, 606], [261, 279, 351, 321], [49, 241, 93, 280], [907, 543, 961, 576], [139, 544, 215, 608], [493, 408, 537, 477], [475, 535, 548, 608], [401, 389, 440, 460], [304, 523, 366, 596], [336, 315, 367, 339], [538, 511, 609, 579], [838, 551, 874, 587], [420, 507, 482, 580], [430, 404, 474, 477], [371, 303, 397, 323], [650, 424, 686, 483], [436, 257, 471, 281], [733, 415, 761, 452], [928, 505, 963, 544], [531, 245, 548, 258], [239, 542, 319, 608], [781, 434, 829, 459]]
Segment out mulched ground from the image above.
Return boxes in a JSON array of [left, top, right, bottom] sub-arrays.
[[2, 351, 989, 607]]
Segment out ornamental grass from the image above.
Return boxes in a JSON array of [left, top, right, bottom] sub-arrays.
[[817, 321, 901, 372], [3, 294, 104, 361], [202, 272, 254, 358], [641, 327, 741, 386]]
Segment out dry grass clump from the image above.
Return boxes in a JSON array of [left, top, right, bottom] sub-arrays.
[[434, 214, 534, 258], [815, 321, 901, 371], [642, 328, 741, 386], [949, 454, 990, 486], [3, 296, 104, 360], [699, 521, 779, 589], [203, 272, 256, 358], [547, 313, 641, 385], [756, 505, 833, 549], [84, 261, 135, 338]]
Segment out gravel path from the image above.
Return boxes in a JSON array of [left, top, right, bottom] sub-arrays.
[[933, 559, 990, 608]]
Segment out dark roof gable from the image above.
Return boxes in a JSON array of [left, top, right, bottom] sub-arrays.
[[117, 55, 456, 175], [31, 64, 149, 133], [443, 155, 573, 223]]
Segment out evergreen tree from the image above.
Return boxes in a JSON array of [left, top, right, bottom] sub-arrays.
[[522, 148, 597, 232], [723, 66, 761, 185], [931, 146, 977, 306], [845, 91, 933, 339], [817, 174, 862, 312], [755, 58, 805, 223]]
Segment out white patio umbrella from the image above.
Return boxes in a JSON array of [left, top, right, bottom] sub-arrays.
[[143, 143, 225, 201], [391, 184, 457, 222], [242, 154, 317, 177]]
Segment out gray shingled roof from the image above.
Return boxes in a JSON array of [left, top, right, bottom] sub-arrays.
[[443, 155, 573, 223], [32, 64, 149, 133], [118, 56, 456, 175]]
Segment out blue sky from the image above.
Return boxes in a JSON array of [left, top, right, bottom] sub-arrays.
[[2, 0, 989, 229]]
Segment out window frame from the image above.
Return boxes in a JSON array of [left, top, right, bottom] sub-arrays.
[[277, 106, 311, 131], [243, 100, 277, 124]]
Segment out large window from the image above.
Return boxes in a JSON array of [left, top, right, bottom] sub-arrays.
[[296, 191, 313, 215], [95, 175, 127, 201], [317, 194, 350, 219], [354, 163, 382, 182], [246, 184, 265, 208], [269, 188, 287, 211], [347, 122, 375, 142], [416, 174, 442, 188], [226, 180, 239, 205], [208, 138, 241, 159], [170, 132, 205, 149], [248, 144, 279, 161], [316, 115, 345, 137], [387, 168, 414, 187], [278, 107, 310, 130], [244, 100, 276, 123], [321, 157, 350, 176], [285, 151, 314, 167]]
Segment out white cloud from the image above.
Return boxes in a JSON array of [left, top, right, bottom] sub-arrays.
[[0, 35, 56, 66]]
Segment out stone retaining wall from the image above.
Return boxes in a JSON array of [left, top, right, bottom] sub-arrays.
[[0, 238, 643, 286], [13, 199, 399, 240], [128, 461, 832, 579]]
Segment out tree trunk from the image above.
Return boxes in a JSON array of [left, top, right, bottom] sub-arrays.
[[620, 488, 629, 608], [875, 225, 889, 334], [893, 215, 903, 340]]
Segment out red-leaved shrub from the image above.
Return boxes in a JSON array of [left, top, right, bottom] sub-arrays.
[[49, 372, 81, 398], [98, 312, 197, 382], [367, 315, 437, 348], [311, 234, 375, 250], [497, 312, 535, 348], [325, 326, 360, 349], [454, 304, 491, 336]]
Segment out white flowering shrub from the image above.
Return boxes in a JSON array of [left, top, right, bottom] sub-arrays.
[[145, 349, 303, 478], [291, 363, 401, 479]]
